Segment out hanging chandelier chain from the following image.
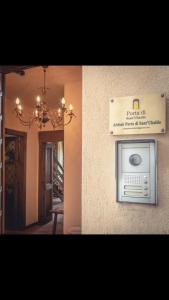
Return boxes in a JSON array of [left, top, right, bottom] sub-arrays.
[[43, 67, 46, 95]]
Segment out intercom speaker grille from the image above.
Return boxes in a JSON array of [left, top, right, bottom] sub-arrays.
[[124, 175, 141, 185]]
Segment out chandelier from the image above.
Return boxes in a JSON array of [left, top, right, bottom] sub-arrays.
[[14, 66, 75, 130]]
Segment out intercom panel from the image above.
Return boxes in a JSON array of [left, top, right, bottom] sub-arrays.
[[116, 140, 157, 205]]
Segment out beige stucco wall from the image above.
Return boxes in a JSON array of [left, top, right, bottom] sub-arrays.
[[82, 66, 169, 234], [64, 81, 82, 234]]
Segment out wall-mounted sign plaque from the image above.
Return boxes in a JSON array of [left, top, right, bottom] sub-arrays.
[[109, 93, 166, 135]]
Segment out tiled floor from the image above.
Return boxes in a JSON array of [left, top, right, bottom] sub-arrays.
[[6, 200, 64, 235], [6, 214, 63, 235]]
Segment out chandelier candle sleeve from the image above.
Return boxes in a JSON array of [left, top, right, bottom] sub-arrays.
[[58, 108, 62, 117], [61, 97, 66, 107], [35, 109, 38, 117], [18, 105, 23, 116], [69, 104, 73, 112], [36, 96, 41, 103]]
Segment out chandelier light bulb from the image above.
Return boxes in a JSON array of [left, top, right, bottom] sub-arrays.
[[37, 96, 41, 103], [61, 98, 66, 106], [16, 98, 20, 105], [18, 105, 22, 111], [69, 104, 73, 111]]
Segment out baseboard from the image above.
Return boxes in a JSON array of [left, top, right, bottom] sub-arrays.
[[67, 226, 81, 234], [24, 222, 39, 229]]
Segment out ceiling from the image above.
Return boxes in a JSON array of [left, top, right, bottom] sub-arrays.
[[0, 65, 37, 75], [5, 66, 82, 108]]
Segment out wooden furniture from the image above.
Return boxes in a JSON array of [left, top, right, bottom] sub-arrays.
[[50, 207, 64, 235]]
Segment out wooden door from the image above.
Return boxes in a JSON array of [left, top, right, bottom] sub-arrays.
[[5, 137, 18, 230], [39, 142, 53, 223], [5, 135, 25, 230], [4, 129, 26, 231]]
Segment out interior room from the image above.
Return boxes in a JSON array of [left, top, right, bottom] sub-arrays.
[[3, 66, 82, 234]]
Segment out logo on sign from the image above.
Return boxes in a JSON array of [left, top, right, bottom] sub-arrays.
[[133, 99, 140, 110]]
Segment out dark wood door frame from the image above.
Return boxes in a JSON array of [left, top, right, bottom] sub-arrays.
[[5, 128, 27, 229], [0, 66, 42, 234], [0, 73, 5, 234], [0, 65, 42, 75], [0, 66, 38, 234], [38, 130, 64, 223]]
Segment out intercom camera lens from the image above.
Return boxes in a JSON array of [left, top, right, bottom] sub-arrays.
[[129, 154, 142, 166]]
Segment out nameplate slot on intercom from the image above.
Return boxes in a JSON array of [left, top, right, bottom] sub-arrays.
[[116, 140, 157, 205]]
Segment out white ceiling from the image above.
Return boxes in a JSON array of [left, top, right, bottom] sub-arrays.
[[5, 66, 82, 108]]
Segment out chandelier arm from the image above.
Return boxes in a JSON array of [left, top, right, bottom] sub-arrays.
[[63, 113, 76, 126], [50, 117, 63, 129], [17, 114, 35, 127]]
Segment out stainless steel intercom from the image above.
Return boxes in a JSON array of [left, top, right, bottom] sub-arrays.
[[115, 140, 157, 205]]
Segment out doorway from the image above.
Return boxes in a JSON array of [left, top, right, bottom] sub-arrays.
[[38, 130, 64, 232], [5, 129, 26, 232], [0, 65, 82, 235]]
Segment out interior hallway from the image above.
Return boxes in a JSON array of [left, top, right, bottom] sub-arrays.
[[0, 66, 82, 235]]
